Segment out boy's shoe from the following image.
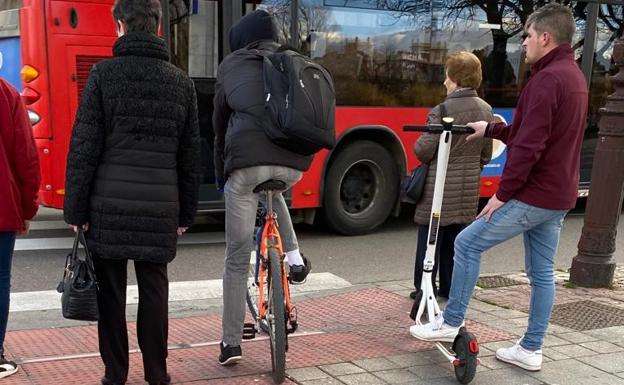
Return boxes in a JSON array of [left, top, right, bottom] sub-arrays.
[[495, 342, 542, 371], [148, 374, 171, 385], [218, 342, 242, 366], [289, 256, 311, 284], [101, 377, 124, 385], [0, 356, 18, 379], [409, 314, 463, 342]]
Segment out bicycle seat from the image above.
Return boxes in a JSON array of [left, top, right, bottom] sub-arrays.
[[253, 179, 287, 193]]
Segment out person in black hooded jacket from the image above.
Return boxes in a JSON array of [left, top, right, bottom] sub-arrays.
[[63, 1, 200, 384], [212, 9, 312, 365]]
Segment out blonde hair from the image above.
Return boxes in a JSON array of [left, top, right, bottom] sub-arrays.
[[445, 51, 482, 89]]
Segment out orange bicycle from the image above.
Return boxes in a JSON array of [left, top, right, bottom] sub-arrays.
[[245, 180, 298, 384]]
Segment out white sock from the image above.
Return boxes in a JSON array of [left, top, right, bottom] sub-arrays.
[[285, 249, 304, 266]]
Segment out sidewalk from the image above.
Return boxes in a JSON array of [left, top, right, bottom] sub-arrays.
[[4, 268, 624, 385]]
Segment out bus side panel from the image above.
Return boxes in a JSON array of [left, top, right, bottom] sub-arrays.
[[45, 0, 116, 208]]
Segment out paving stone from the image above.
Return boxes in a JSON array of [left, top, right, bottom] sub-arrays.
[[549, 344, 598, 358], [287, 367, 330, 382], [353, 357, 402, 372], [478, 346, 496, 357], [386, 352, 434, 367], [479, 355, 511, 370], [542, 334, 571, 347], [542, 348, 570, 361], [467, 312, 500, 322], [546, 323, 576, 334], [577, 352, 624, 373], [373, 368, 419, 384], [587, 326, 624, 342], [531, 358, 624, 385], [481, 339, 518, 352], [489, 309, 528, 319], [580, 340, 624, 354], [461, 367, 542, 385], [469, 301, 504, 313], [319, 363, 366, 376], [407, 363, 454, 379], [337, 373, 387, 385], [378, 284, 410, 292], [557, 331, 600, 344], [301, 378, 346, 385]]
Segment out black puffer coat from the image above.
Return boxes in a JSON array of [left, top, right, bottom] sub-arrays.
[[64, 32, 200, 263], [212, 10, 312, 181]]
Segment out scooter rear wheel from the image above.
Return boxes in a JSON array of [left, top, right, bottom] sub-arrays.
[[452, 327, 478, 384]]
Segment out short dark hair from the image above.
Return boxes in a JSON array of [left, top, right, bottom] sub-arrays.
[[112, 0, 162, 34], [526, 3, 575, 45], [446, 51, 482, 89]]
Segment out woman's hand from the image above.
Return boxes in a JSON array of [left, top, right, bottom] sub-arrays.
[[71, 223, 89, 233], [177, 227, 188, 235]]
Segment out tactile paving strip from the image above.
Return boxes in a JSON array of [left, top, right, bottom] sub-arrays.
[[477, 276, 524, 289], [3, 288, 513, 384], [550, 300, 624, 331]]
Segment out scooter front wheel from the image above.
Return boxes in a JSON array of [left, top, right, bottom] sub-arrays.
[[452, 327, 479, 384]]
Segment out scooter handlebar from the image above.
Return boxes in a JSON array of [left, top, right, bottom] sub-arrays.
[[403, 124, 475, 134]]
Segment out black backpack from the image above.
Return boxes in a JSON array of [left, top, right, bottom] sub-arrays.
[[259, 48, 336, 156]]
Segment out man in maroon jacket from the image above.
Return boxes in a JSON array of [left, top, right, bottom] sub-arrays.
[[410, 4, 588, 372], [0, 77, 40, 377]]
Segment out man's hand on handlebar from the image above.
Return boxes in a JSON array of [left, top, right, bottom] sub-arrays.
[[465, 121, 488, 141]]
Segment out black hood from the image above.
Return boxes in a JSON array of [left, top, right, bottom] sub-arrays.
[[229, 9, 278, 52]]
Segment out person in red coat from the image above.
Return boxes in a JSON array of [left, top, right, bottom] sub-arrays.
[[0, 77, 40, 377]]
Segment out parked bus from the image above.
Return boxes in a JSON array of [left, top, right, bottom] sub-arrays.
[[0, 0, 612, 234]]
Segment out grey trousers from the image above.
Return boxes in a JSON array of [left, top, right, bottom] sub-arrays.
[[222, 165, 303, 346]]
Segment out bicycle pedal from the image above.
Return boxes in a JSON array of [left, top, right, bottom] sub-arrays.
[[242, 323, 256, 340]]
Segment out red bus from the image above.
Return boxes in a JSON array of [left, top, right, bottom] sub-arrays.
[[0, 0, 611, 234]]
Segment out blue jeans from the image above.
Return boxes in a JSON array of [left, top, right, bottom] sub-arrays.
[[443, 200, 567, 351], [0, 233, 16, 356]]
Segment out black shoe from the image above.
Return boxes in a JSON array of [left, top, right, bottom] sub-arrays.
[[219, 342, 242, 366], [148, 374, 171, 385], [0, 356, 18, 379], [289, 256, 311, 283], [101, 377, 124, 385], [410, 289, 422, 300]]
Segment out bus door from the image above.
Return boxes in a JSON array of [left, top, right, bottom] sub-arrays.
[[0, 9, 21, 90]]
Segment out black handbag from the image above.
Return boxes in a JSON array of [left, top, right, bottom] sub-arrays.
[[57, 229, 99, 321], [402, 103, 448, 203]]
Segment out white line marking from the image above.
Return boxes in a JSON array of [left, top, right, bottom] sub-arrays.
[[10, 272, 351, 312]]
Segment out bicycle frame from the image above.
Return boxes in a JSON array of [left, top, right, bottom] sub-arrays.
[[256, 192, 294, 323]]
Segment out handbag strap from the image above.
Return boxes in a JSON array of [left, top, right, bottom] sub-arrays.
[[71, 230, 96, 272], [439, 102, 447, 123]]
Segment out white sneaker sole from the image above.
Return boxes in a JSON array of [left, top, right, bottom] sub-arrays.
[[409, 328, 457, 342], [0, 365, 18, 378], [495, 353, 541, 371], [219, 356, 242, 366]]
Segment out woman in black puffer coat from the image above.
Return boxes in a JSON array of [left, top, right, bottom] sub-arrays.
[[63, 1, 200, 384]]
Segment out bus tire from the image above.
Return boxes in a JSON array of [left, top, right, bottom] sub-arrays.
[[323, 140, 399, 235]]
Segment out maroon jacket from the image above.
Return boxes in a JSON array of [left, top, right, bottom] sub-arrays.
[[486, 44, 588, 210], [0, 78, 40, 232]]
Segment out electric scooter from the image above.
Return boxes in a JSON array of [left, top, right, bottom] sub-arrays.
[[404, 117, 480, 385]]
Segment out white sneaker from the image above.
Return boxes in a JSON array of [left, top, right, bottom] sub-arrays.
[[495, 342, 542, 371], [409, 314, 463, 342]]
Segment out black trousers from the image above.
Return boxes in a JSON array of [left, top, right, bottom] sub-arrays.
[[93, 256, 169, 384], [413, 224, 465, 298]]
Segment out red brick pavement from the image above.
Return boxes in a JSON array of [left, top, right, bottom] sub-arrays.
[[3, 288, 513, 385]]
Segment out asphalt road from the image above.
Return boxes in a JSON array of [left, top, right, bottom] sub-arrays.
[[12, 202, 624, 293]]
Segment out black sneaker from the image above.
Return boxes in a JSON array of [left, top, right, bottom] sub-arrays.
[[148, 374, 171, 385], [218, 342, 242, 366], [409, 289, 422, 300], [289, 256, 311, 284], [101, 377, 124, 385], [0, 356, 18, 379]]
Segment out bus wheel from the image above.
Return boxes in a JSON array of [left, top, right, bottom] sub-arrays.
[[323, 140, 399, 235]]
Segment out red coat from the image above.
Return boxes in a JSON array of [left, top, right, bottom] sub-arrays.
[[0, 78, 40, 232]]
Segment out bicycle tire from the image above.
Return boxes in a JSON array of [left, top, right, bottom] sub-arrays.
[[268, 247, 286, 384], [246, 251, 269, 334]]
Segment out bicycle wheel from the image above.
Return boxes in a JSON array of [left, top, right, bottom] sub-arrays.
[[268, 247, 286, 384], [246, 250, 269, 334]]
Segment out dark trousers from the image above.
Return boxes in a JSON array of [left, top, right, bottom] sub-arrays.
[[93, 256, 169, 384], [0, 233, 15, 357], [413, 224, 464, 298]]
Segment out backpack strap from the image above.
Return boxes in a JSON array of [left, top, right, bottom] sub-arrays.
[[439, 102, 447, 124]]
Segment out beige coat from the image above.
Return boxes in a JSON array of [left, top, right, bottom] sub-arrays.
[[413, 88, 493, 226]]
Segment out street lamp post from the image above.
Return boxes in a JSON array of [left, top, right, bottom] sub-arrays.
[[569, 37, 624, 288]]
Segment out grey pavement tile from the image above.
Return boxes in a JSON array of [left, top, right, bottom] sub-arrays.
[[465, 368, 543, 385], [549, 344, 598, 358], [617, 371, 624, 380], [407, 363, 454, 380], [479, 346, 496, 357], [336, 373, 387, 385], [392, 289, 414, 299], [301, 378, 346, 385], [469, 300, 506, 313], [479, 355, 513, 370], [353, 357, 402, 372], [466, 311, 501, 323], [319, 363, 366, 376], [580, 340, 624, 354], [542, 334, 572, 347], [557, 331, 601, 344], [577, 352, 624, 373], [490, 309, 529, 319], [386, 351, 435, 367], [531, 358, 624, 385], [373, 369, 420, 384], [587, 326, 624, 343], [542, 348, 570, 361], [287, 367, 330, 382], [482, 339, 519, 352], [377, 283, 411, 292], [546, 324, 576, 334]]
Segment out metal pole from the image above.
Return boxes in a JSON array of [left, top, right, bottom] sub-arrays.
[[580, 3, 599, 87], [290, 0, 298, 49], [569, 37, 624, 287]]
